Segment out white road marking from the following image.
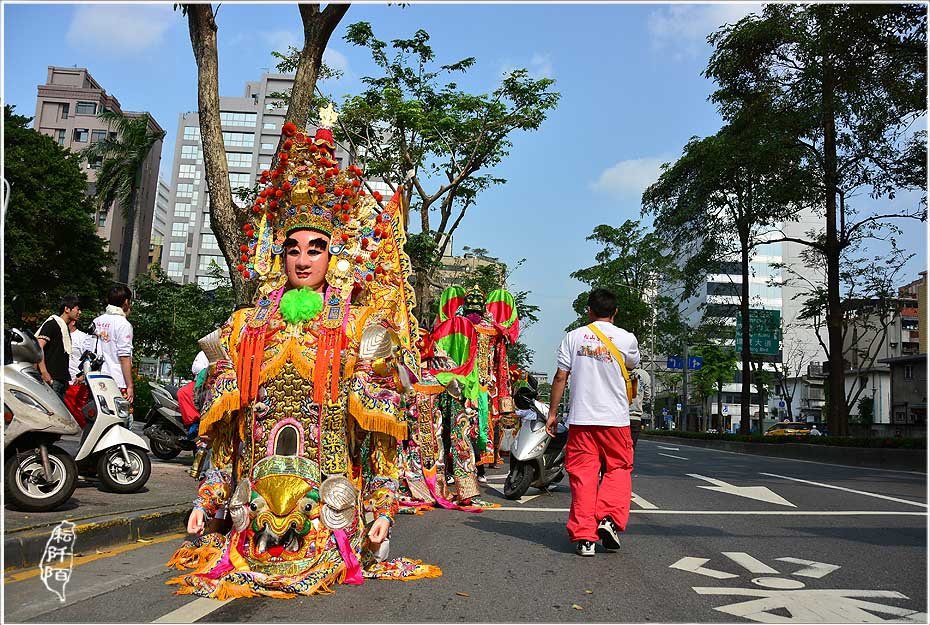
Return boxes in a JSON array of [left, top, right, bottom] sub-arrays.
[[670, 557, 739, 579], [484, 508, 925, 515], [775, 557, 840, 579], [657, 445, 680, 451], [759, 472, 928, 508], [631, 492, 658, 509], [485, 474, 507, 482], [723, 552, 780, 574], [151, 598, 232, 623], [689, 474, 796, 507], [643, 439, 927, 476], [485, 486, 541, 504], [658, 453, 689, 460]]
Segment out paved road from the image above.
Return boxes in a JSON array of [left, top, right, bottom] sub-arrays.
[[5, 439, 926, 623]]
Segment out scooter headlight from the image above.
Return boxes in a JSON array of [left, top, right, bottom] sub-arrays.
[[9, 389, 52, 415], [115, 397, 132, 426]]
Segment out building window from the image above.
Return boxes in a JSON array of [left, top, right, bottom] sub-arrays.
[[222, 131, 255, 148], [171, 222, 189, 237], [73, 128, 89, 142], [219, 111, 257, 127], [75, 101, 98, 116], [228, 173, 251, 189], [183, 126, 201, 141], [201, 233, 219, 250], [174, 202, 193, 217], [260, 142, 275, 151], [55, 129, 65, 145], [59, 103, 70, 120], [904, 365, 914, 380], [91, 129, 107, 143], [169, 242, 185, 257], [177, 184, 194, 198], [178, 164, 197, 179], [226, 152, 252, 168], [198, 255, 225, 272], [258, 161, 271, 171], [166, 261, 184, 278], [263, 122, 276, 130], [181, 145, 202, 160]]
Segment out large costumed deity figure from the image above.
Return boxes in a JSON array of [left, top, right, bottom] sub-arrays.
[[167, 106, 439, 599], [459, 286, 521, 467]]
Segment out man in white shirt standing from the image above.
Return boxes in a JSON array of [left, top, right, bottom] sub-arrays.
[[546, 289, 639, 557], [90, 285, 135, 405]]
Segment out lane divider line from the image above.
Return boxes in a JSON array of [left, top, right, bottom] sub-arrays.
[[759, 472, 928, 508], [658, 453, 689, 460]]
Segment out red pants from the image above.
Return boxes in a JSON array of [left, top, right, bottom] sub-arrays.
[[565, 424, 634, 542], [177, 381, 198, 427]]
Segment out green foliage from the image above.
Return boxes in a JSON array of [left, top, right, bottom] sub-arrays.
[[3, 105, 114, 322], [856, 396, 875, 426], [333, 23, 560, 272], [568, 220, 683, 354], [131, 265, 234, 382], [691, 345, 739, 402], [506, 340, 534, 371]]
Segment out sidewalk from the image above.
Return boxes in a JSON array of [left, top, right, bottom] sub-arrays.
[[4, 456, 197, 571]]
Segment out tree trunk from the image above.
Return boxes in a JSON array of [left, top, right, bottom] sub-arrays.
[[820, 38, 849, 437], [755, 362, 767, 433], [716, 379, 723, 430], [187, 4, 349, 307], [738, 230, 752, 435], [117, 199, 135, 284], [187, 5, 244, 303]]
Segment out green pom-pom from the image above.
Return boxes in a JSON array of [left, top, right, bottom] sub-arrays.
[[279, 288, 323, 325]]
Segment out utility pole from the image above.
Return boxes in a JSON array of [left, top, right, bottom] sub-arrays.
[[681, 340, 689, 432]]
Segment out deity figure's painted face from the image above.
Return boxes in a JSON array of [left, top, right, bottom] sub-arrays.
[[284, 229, 331, 291]]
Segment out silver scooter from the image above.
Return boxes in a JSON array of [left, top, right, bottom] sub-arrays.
[[503, 379, 568, 500], [3, 328, 81, 511], [72, 330, 152, 492]]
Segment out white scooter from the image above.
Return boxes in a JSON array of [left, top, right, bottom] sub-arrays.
[[3, 328, 81, 511], [72, 329, 152, 493], [503, 379, 569, 500]]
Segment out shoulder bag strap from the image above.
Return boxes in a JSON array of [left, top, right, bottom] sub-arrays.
[[587, 323, 635, 400]]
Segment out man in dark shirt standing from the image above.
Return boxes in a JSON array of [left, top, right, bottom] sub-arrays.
[[37, 295, 82, 399]]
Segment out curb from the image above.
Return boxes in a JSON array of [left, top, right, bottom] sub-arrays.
[[641, 434, 927, 472], [4, 504, 190, 571]]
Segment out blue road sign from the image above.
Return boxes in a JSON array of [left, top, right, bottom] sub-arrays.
[[667, 355, 703, 370]]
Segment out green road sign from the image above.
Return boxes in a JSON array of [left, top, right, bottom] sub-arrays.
[[735, 309, 781, 356]]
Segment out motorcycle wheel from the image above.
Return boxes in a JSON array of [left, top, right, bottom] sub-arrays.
[[503, 462, 534, 500], [148, 436, 181, 461], [96, 446, 151, 493], [4, 446, 77, 512]]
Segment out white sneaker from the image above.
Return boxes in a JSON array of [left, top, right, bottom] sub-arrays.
[[477, 474, 488, 484], [575, 540, 595, 557], [597, 517, 621, 551]]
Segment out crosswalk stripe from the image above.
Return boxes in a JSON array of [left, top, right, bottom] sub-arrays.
[[151, 598, 233, 623]]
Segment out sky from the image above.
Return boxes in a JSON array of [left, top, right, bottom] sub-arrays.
[[4, 2, 927, 373]]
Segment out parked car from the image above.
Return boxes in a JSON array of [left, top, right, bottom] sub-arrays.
[[764, 421, 812, 437]]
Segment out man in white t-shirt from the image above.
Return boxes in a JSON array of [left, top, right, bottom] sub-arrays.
[[90, 285, 135, 404], [546, 288, 639, 557]]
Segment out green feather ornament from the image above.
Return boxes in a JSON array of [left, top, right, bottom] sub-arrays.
[[279, 287, 324, 325]]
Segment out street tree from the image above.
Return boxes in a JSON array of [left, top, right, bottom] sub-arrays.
[[568, 220, 684, 356], [705, 3, 927, 435], [3, 106, 113, 321], [131, 264, 234, 383], [322, 23, 560, 315], [781, 236, 915, 425], [690, 344, 739, 429], [182, 3, 349, 306], [642, 112, 814, 435], [81, 111, 165, 284]]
